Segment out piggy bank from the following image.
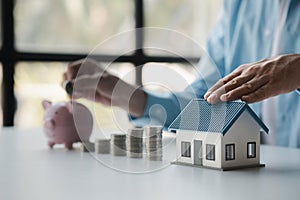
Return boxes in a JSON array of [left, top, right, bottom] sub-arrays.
[[42, 100, 93, 149]]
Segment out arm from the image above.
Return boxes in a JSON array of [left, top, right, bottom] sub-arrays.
[[63, 59, 195, 127], [130, 90, 191, 127], [63, 59, 146, 117]]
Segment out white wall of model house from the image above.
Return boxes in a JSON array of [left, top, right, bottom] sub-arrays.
[[176, 111, 261, 169], [176, 130, 222, 168], [221, 111, 260, 169]]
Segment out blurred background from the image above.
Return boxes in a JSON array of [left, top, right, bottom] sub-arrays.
[[0, 0, 222, 129]]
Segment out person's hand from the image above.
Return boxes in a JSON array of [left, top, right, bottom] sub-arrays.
[[204, 54, 300, 104], [62, 59, 147, 117]]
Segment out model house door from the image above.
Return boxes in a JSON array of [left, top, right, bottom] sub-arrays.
[[194, 140, 203, 165]]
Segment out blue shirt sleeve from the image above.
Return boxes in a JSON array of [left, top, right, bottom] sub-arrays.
[[129, 78, 211, 128], [129, 2, 229, 128], [129, 90, 191, 128]]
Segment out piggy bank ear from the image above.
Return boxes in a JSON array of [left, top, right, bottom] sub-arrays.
[[42, 100, 52, 110], [66, 102, 73, 113]]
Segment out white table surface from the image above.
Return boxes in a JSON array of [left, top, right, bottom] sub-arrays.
[[0, 128, 300, 200]]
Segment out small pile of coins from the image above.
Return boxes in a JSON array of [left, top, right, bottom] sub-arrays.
[[82, 126, 164, 161], [126, 128, 144, 158], [95, 139, 110, 154], [110, 134, 126, 156], [81, 141, 95, 152], [144, 126, 163, 161]]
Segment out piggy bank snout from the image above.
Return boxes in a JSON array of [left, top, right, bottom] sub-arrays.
[[44, 119, 55, 129]]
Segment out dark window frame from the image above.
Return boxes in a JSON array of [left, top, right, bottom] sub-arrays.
[[181, 141, 191, 158], [0, 0, 199, 126], [206, 144, 215, 161], [225, 143, 235, 161], [247, 142, 256, 158]]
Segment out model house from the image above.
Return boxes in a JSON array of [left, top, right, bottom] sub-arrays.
[[169, 99, 269, 170]]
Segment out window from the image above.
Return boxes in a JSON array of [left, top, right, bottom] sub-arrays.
[[142, 62, 197, 92], [225, 144, 235, 161], [14, 0, 135, 54], [14, 62, 67, 128], [0, 1, 222, 126], [144, 0, 222, 57], [247, 142, 256, 158], [0, 63, 2, 126], [14, 62, 135, 128], [0, 0, 2, 48], [181, 141, 191, 158], [206, 144, 215, 161]]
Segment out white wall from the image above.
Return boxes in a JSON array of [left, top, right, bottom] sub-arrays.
[[176, 130, 222, 168], [176, 130, 196, 165], [221, 112, 261, 169]]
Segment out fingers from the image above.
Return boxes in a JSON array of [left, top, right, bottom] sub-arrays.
[[219, 77, 268, 102], [77, 59, 107, 77], [67, 60, 82, 80], [73, 74, 101, 91], [204, 70, 242, 100], [62, 72, 67, 81], [72, 88, 111, 105], [72, 73, 118, 99], [241, 84, 272, 103], [204, 56, 290, 104], [61, 72, 68, 86], [63, 59, 109, 96], [206, 74, 254, 104], [66, 59, 107, 80]]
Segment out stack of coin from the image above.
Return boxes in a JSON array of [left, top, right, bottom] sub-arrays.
[[110, 134, 126, 156], [126, 128, 144, 158], [81, 141, 95, 152], [95, 138, 110, 154], [144, 126, 163, 161]]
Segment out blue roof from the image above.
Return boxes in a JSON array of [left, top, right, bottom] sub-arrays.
[[168, 99, 268, 135]]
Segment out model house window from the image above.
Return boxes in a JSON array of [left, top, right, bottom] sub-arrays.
[[247, 142, 256, 158], [225, 144, 235, 160], [181, 141, 191, 158], [206, 144, 215, 161]]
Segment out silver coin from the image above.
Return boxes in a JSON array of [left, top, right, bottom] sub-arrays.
[[110, 146, 126, 156], [144, 126, 163, 136], [146, 151, 162, 154], [147, 157, 163, 161], [127, 152, 143, 158], [96, 148, 110, 154], [127, 128, 144, 137], [81, 142, 95, 152], [145, 139, 162, 143], [95, 138, 110, 143]]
